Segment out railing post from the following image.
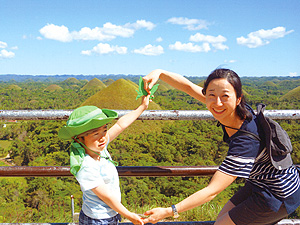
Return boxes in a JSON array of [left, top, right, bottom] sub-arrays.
[[71, 195, 75, 224]]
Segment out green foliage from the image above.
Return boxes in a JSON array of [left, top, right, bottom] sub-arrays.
[[0, 76, 300, 222]]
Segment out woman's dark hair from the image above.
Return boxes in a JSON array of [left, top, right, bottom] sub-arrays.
[[202, 68, 252, 121]]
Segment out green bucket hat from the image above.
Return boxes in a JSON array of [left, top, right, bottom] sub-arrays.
[[58, 106, 118, 140]]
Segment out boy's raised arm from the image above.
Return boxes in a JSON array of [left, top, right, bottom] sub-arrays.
[[108, 94, 150, 141]]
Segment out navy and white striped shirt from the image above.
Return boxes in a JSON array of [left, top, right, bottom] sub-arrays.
[[218, 106, 300, 213], [219, 147, 300, 199]]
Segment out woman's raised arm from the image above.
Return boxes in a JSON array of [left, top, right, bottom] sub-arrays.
[[143, 69, 206, 104]]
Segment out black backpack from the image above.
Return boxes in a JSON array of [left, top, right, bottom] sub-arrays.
[[221, 103, 293, 170]]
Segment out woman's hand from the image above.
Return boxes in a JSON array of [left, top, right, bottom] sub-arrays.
[[142, 207, 172, 224], [142, 69, 163, 94]]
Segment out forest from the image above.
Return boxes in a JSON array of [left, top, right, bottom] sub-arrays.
[[0, 75, 300, 223]]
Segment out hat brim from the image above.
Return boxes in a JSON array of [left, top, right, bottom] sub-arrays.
[[58, 109, 118, 140]]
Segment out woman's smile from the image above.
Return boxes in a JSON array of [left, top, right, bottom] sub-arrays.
[[205, 78, 241, 124]]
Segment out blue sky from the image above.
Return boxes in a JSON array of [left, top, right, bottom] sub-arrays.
[[0, 0, 299, 77]]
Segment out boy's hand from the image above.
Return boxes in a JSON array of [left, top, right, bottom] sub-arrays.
[[127, 212, 144, 225], [141, 94, 151, 110]]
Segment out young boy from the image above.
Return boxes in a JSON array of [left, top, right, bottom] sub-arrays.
[[58, 95, 150, 225]]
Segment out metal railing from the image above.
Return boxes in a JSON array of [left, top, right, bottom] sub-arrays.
[[0, 166, 219, 177], [1, 109, 300, 121], [1, 109, 300, 225]]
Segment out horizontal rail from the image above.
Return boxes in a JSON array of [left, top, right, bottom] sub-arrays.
[[0, 166, 219, 177], [1, 165, 299, 177], [1, 109, 300, 121]]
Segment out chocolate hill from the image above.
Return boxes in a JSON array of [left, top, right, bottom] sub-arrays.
[[81, 78, 106, 91], [44, 84, 63, 92], [280, 86, 300, 101], [81, 79, 167, 135]]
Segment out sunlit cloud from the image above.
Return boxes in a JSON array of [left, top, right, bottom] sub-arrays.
[[167, 17, 210, 30], [289, 72, 297, 77], [169, 41, 211, 52], [237, 26, 294, 48], [40, 20, 155, 42], [0, 41, 16, 59], [156, 37, 163, 42], [0, 41, 8, 48], [81, 43, 127, 55], [190, 33, 228, 51], [126, 20, 156, 31], [133, 44, 164, 56], [0, 49, 15, 59], [40, 24, 72, 42]]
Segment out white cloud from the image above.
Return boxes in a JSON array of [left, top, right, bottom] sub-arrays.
[[212, 43, 229, 51], [133, 44, 164, 56], [190, 33, 226, 43], [189, 33, 228, 51], [156, 37, 163, 42], [40, 20, 155, 42], [0, 41, 8, 48], [11, 46, 18, 50], [289, 72, 297, 77], [39, 24, 72, 42], [72, 26, 117, 41], [169, 41, 211, 53], [167, 17, 210, 30], [81, 43, 127, 55], [237, 26, 294, 48], [127, 20, 156, 31], [0, 49, 15, 59]]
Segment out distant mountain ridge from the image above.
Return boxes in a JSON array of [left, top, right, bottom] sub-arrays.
[[1, 74, 299, 84], [0, 74, 143, 82]]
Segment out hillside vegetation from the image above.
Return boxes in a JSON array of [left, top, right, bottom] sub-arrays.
[[0, 75, 300, 223]]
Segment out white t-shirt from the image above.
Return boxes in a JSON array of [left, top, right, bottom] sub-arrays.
[[76, 143, 121, 219]]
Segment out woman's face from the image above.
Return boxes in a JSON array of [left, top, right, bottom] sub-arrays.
[[205, 78, 241, 123], [82, 124, 108, 154]]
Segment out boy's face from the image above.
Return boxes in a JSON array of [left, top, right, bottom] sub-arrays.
[[83, 124, 108, 154]]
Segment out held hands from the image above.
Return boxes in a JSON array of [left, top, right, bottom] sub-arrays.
[[127, 212, 145, 225], [142, 207, 172, 224], [142, 69, 162, 95]]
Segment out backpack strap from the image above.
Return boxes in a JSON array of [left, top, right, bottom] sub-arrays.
[[256, 103, 266, 116], [217, 121, 261, 142]]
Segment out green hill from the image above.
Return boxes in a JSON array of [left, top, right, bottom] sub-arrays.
[[197, 80, 205, 88], [44, 84, 63, 92], [103, 79, 115, 86], [81, 79, 166, 134], [81, 78, 106, 91], [157, 80, 175, 92], [7, 84, 22, 91], [280, 86, 300, 101], [62, 77, 80, 84]]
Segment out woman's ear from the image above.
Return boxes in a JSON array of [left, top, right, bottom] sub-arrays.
[[236, 96, 242, 106]]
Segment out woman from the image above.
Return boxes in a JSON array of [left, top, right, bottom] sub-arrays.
[[141, 69, 300, 225]]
